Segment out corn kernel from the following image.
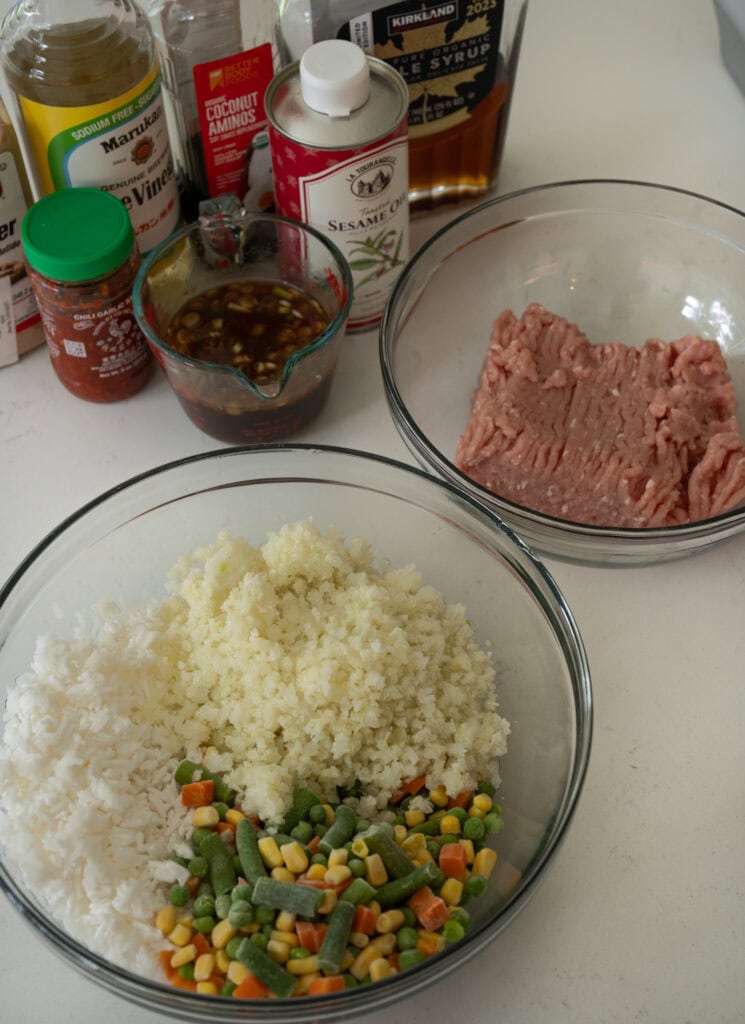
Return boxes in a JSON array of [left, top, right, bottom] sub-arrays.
[[168, 922, 193, 947], [401, 832, 426, 855], [275, 910, 296, 932], [196, 981, 219, 996], [170, 943, 197, 968], [322, 803, 335, 826], [240, 922, 261, 935], [271, 866, 296, 883], [417, 931, 446, 956], [429, 785, 448, 807], [318, 890, 338, 915], [281, 841, 309, 874], [267, 939, 291, 963], [376, 909, 405, 933], [351, 837, 369, 858], [364, 853, 388, 886], [459, 839, 475, 864], [215, 950, 231, 974], [192, 805, 220, 828], [349, 934, 397, 979], [194, 953, 216, 982], [440, 878, 463, 906], [286, 954, 320, 976], [369, 957, 394, 982], [404, 809, 425, 827], [225, 808, 245, 826], [258, 836, 284, 869], [473, 847, 498, 879], [368, 900, 382, 917], [155, 905, 177, 935], [349, 931, 370, 948], [467, 804, 486, 819], [440, 814, 461, 835], [327, 848, 348, 867], [339, 949, 355, 971], [211, 918, 237, 950], [271, 930, 299, 946], [472, 793, 493, 813], [227, 960, 250, 985], [324, 864, 352, 886], [393, 824, 408, 845], [307, 862, 327, 881], [293, 971, 322, 994]]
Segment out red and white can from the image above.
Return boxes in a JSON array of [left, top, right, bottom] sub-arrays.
[[265, 40, 409, 332]]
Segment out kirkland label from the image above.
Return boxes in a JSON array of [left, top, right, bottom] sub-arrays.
[[18, 63, 179, 252], [193, 43, 275, 199]]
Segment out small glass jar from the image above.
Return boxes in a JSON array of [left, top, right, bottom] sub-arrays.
[[21, 188, 153, 402]]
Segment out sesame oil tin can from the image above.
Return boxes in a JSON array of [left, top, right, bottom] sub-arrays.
[[265, 40, 409, 332]]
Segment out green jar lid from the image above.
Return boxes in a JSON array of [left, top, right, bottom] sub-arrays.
[[21, 187, 134, 282]]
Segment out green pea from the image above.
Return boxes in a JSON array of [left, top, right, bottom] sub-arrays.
[[477, 779, 496, 797], [192, 894, 215, 918], [221, 981, 237, 997], [214, 802, 229, 821], [483, 811, 503, 834], [448, 807, 468, 823], [288, 946, 310, 959], [188, 856, 209, 879], [400, 907, 416, 929], [193, 915, 216, 934], [255, 905, 276, 925], [178, 963, 195, 981], [393, 814, 406, 827], [463, 817, 486, 842], [343, 974, 359, 988], [431, 869, 446, 891], [168, 884, 190, 908], [228, 900, 254, 928], [313, 823, 327, 837], [348, 857, 366, 877], [439, 834, 459, 846], [310, 853, 328, 866], [309, 803, 327, 824], [398, 948, 426, 970], [442, 919, 466, 943], [290, 820, 314, 844], [449, 906, 471, 929], [191, 827, 213, 852], [231, 883, 253, 903], [464, 873, 487, 897], [214, 893, 232, 920], [396, 926, 419, 951], [262, 921, 274, 938], [426, 839, 441, 860], [250, 932, 269, 951], [225, 936, 243, 960], [172, 856, 189, 869]]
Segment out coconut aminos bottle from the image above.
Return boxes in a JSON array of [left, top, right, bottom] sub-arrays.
[[0, 0, 180, 253]]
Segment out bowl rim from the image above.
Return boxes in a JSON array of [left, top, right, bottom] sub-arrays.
[[0, 443, 592, 1021], [132, 212, 354, 401], [379, 177, 745, 558]]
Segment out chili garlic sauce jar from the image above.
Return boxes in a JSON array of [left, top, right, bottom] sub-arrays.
[[21, 188, 153, 402], [266, 39, 409, 332]]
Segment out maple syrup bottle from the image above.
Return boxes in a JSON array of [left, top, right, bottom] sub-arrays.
[[278, 0, 528, 211]]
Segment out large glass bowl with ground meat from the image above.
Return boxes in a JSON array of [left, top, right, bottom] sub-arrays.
[[0, 446, 591, 1023], [380, 179, 745, 566]]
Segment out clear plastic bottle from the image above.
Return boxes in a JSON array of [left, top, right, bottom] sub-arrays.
[[143, 0, 282, 218], [278, 0, 528, 211], [0, 0, 180, 253]]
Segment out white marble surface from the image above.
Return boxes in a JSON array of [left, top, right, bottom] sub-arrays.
[[1, 1, 745, 1022]]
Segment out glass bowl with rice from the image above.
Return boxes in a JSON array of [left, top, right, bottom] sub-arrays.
[[0, 445, 591, 1022]]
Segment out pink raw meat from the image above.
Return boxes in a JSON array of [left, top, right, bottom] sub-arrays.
[[455, 303, 745, 527]]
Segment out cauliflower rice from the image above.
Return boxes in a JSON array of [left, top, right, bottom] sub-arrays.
[[0, 521, 509, 974]]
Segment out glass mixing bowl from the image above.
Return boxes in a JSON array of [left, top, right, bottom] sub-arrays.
[[0, 446, 591, 1022], [380, 179, 745, 566]]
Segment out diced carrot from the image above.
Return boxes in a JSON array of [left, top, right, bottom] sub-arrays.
[[416, 931, 443, 956], [172, 975, 198, 992], [390, 773, 427, 804], [306, 834, 321, 854], [438, 841, 467, 880], [296, 873, 353, 896], [307, 975, 345, 995], [181, 780, 215, 807], [208, 974, 226, 988], [387, 952, 400, 972], [295, 920, 328, 953], [407, 885, 451, 931], [233, 973, 270, 999], [446, 789, 474, 809], [159, 950, 177, 980], [192, 932, 211, 956], [186, 875, 201, 896], [216, 820, 236, 837], [352, 904, 378, 936]]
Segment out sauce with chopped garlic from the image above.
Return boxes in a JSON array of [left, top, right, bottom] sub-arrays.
[[165, 280, 330, 383]]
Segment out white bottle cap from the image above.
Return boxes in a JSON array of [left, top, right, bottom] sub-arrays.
[[299, 39, 370, 118]]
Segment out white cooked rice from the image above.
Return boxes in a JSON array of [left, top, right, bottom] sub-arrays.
[[0, 521, 509, 974]]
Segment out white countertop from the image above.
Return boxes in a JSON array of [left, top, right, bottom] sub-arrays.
[[2, 1, 745, 1022]]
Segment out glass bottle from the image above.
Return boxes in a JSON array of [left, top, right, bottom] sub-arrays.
[[143, 0, 282, 219], [278, 0, 528, 211], [0, 0, 180, 252]]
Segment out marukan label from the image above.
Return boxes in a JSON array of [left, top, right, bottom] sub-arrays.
[[270, 120, 409, 331], [194, 44, 275, 199]]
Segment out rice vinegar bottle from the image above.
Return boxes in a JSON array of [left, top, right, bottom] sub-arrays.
[[0, 0, 180, 253]]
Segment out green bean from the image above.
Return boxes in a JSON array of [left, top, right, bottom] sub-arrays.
[[235, 818, 267, 884], [408, 814, 445, 835], [360, 824, 415, 878], [339, 877, 376, 907], [318, 804, 357, 855], [251, 876, 324, 918], [374, 861, 439, 907], [200, 831, 237, 896], [174, 759, 201, 786], [188, 856, 208, 878], [236, 938, 296, 998], [280, 787, 322, 833], [317, 899, 356, 974], [215, 893, 232, 920]]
